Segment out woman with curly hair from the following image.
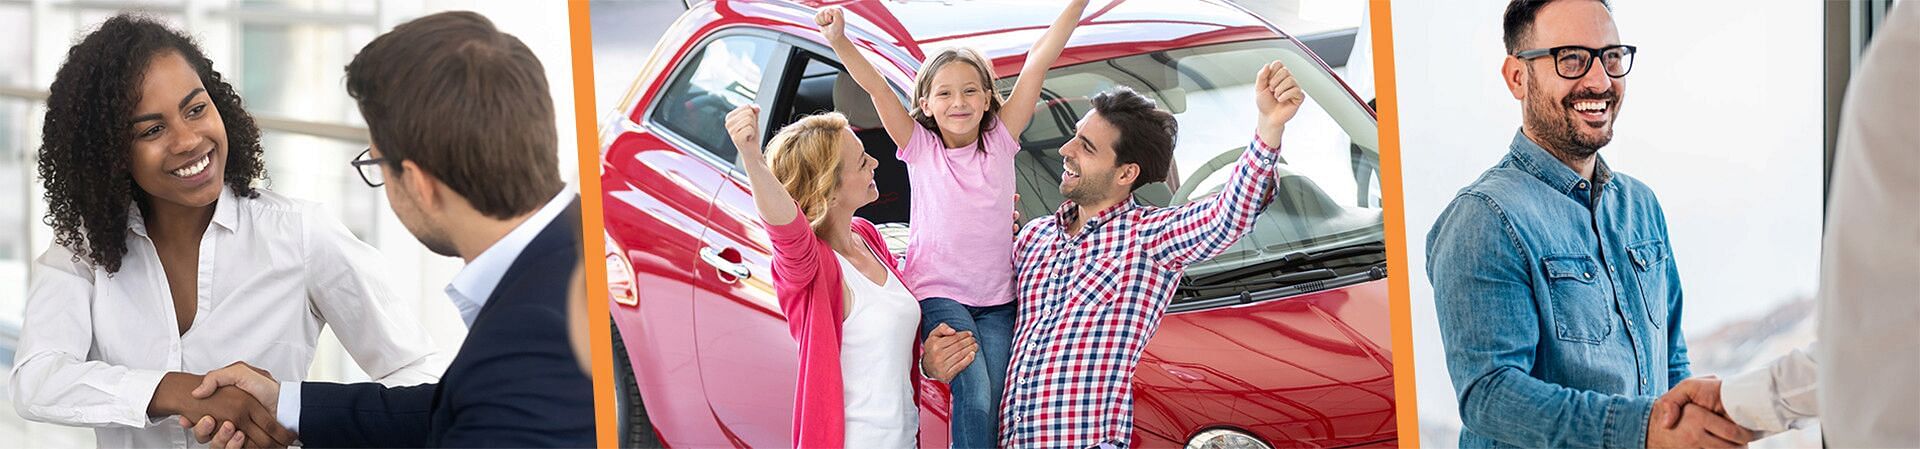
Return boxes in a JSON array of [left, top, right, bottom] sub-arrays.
[[9, 14, 439, 448]]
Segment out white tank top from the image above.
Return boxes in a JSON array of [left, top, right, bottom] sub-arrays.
[[835, 249, 920, 448]]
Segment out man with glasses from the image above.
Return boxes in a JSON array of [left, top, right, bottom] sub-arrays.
[[1425, 1, 1755, 447], [181, 11, 593, 448]]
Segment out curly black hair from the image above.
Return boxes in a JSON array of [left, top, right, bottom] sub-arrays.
[[39, 14, 265, 274]]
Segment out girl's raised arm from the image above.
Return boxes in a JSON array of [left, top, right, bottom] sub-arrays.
[[818, 7, 916, 148], [1000, 0, 1090, 137]]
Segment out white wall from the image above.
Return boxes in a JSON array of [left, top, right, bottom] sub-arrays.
[[1392, 1, 1824, 447]]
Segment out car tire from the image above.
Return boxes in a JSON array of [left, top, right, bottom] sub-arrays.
[[612, 319, 664, 448]]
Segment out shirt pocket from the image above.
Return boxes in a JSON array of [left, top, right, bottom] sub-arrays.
[[1072, 256, 1130, 311], [1626, 239, 1673, 329], [1541, 253, 1614, 344]]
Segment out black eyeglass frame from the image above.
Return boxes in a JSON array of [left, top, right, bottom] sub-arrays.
[[351, 148, 387, 187], [1513, 44, 1638, 79]]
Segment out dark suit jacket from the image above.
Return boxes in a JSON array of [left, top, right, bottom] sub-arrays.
[[299, 198, 594, 448]]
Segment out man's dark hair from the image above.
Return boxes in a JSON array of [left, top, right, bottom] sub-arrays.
[[346, 11, 562, 219], [40, 14, 267, 273], [1503, 0, 1612, 53], [1089, 87, 1177, 191]]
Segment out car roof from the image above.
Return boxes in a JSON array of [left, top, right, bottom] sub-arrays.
[[730, 0, 1289, 76]]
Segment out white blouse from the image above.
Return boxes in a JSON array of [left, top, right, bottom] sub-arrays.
[[835, 250, 920, 448], [8, 187, 440, 448]]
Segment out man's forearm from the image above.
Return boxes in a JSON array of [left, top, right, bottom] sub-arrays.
[[1460, 367, 1656, 449]]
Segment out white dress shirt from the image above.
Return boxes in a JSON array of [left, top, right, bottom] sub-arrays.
[[1720, 346, 1819, 433], [274, 188, 576, 432], [1812, 2, 1920, 446], [1721, 6, 1920, 445], [444, 189, 578, 328], [8, 187, 441, 448]]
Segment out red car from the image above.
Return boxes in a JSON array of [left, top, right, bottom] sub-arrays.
[[601, 1, 1394, 447]]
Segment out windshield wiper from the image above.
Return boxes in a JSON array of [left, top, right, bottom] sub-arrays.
[[1186, 241, 1385, 287]]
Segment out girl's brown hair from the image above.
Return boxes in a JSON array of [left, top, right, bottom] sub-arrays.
[[909, 47, 1005, 153]]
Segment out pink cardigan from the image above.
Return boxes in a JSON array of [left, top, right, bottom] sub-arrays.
[[764, 212, 923, 448]]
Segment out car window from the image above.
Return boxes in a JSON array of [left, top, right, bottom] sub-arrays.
[[651, 34, 779, 164]]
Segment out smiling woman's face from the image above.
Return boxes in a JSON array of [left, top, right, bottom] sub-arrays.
[[127, 51, 227, 210]]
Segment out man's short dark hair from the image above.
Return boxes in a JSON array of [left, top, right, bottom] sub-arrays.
[[1504, 0, 1612, 53], [1089, 87, 1177, 191], [346, 11, 562, 219]]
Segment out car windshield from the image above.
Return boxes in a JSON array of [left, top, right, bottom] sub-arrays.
[[1001, 38, 1384, 286]]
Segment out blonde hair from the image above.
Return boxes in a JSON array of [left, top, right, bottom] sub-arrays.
[[910, 47, 1004, 153], [764, 112, 852, 237]]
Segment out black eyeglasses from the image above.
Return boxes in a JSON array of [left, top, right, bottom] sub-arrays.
[[351, 148, 386, 187], [1513, 44, 1637, 79]]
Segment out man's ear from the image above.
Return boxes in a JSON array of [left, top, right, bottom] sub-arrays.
[[399, 160, 442, 212], [1115, 163, 1140, 189], [1502, 56, 1529, 101]]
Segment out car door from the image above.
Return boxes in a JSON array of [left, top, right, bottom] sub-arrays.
[[677, 30, 804, 448], [629, 28, 788, 446]]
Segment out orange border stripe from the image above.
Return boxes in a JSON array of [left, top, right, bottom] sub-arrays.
[[1368, 1, 1420, 447], [566, 1, 618, 447]]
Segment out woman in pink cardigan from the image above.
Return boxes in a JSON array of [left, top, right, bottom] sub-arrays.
[[724, 105, 979, 448]]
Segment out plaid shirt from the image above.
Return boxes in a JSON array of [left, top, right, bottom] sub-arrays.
[[1000, 136, 1280, 448]]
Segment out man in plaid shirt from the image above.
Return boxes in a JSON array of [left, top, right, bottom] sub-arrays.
[[999, 59, 1306, 448]]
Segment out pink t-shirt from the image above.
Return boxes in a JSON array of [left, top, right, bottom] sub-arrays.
[[897, 118, 1018, 307]]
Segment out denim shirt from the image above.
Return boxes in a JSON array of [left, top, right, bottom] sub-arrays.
[[1426, 130, 1689, 448]]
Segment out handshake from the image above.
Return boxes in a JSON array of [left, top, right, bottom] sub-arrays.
[[1647, 376, 1757, 448], [153, 362, 292, 449]]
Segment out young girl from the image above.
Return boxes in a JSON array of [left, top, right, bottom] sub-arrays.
[[816, 2, 1088, 446]]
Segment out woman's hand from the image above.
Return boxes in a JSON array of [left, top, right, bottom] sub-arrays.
[[151, 372, 296, 449], [726, 104, 763, 159], [728, 104, 801, 226], [920, 323, 978, 383], [815, 7, 848, 45]]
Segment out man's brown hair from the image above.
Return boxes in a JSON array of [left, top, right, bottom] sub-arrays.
[[347, 11, 562, 219]]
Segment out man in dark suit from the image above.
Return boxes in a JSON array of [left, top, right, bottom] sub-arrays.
[[182, 11, 594, 448]]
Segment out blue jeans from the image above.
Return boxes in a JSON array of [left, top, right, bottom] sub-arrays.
[[918, 297, 1015, 449]]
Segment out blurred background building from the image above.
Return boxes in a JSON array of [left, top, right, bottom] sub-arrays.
[[0, 0, 577, 445]]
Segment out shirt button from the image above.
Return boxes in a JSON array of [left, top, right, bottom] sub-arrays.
[[1577, 181, 1588, 189], [1583, 272, 1593, 280]]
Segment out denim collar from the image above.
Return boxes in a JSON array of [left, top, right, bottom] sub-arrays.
[[1508, 129, 1614, 204]]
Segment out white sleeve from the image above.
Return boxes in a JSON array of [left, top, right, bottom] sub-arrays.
[[301, 209, 442, 386], [274, 380, 301, 433], [1719, 346, 1820, 433], [8, 244, 170, 428]]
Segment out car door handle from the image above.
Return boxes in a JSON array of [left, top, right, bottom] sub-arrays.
[[699, 246, 752, 281]]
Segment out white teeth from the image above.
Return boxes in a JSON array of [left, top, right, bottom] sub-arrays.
[[1573, 100, 1607, 112], [172, 154, 210, 178]]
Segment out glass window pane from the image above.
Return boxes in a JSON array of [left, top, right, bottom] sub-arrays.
[[651, 35, 779, 163]]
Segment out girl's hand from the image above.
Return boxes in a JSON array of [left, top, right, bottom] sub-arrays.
[[815, 7, 847, 45], [726, 104, 762, 157]]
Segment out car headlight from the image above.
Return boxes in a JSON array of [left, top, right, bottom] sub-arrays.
[[606, 232, 638, 306], [1185, 428, 1272, 449]]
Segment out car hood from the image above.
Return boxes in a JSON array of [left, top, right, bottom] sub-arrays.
[[1133, 278, 1396, 446]]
